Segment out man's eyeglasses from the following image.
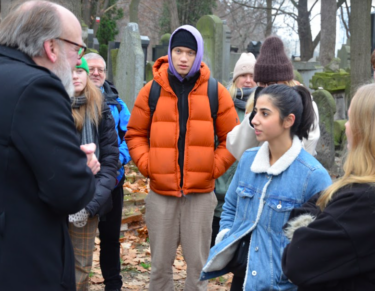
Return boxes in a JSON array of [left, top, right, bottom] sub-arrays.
[[55, 37, 86, 58], [88, 67, 106, 75]]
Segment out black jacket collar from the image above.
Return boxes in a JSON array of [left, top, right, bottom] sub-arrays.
[[0, 45, 55, 75]]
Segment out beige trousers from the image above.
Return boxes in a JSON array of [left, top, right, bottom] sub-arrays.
[[69, 216, 99, 291], [145, 190, 217, 291]]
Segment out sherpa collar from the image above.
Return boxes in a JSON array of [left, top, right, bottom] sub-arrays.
[[251, 136, 302, 175]]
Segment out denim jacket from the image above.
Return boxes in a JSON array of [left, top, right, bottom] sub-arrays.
[[201, 136, 332, 290]]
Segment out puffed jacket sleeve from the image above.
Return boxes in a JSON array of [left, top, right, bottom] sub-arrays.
[[282, 186, 375, 288], [117, 98, 131, 165], [12, 76, 95, 215], [302, 100, 320, 156], [226, 112, 260, 161], [212, 83, 240, 179], [85, 103, 119, 217], [125, 82, 152, 177]]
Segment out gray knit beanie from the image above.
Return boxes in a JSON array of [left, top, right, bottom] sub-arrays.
[[233, 53, 256, 81], [254, 36, 294, 83]]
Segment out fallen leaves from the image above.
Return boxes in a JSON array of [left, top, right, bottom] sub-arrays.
[[88, 163, 233, 290]]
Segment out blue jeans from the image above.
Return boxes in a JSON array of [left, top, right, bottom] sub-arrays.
[[98, 178, 124, 290]]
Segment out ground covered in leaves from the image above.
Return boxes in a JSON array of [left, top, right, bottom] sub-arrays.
[[88, 163, 233, 290]]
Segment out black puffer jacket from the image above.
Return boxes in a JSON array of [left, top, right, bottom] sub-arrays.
[[85, 103, 119, 217]]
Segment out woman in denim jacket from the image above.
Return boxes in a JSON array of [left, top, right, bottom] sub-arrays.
[[200, 85, 332, 290]]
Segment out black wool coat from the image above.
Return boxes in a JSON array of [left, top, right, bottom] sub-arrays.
[[83, 102, 119, 218], [282, 183, 375, 291], [0, 45, 96, 290]]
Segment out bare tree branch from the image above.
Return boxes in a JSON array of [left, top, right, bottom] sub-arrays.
[[308, 0, 318, 14]]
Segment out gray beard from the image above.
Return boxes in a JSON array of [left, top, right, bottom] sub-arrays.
[[51, 52, 75, 97]]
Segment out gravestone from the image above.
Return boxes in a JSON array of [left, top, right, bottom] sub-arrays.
[[229, 52, 241, 80], [337, 43, 350, 70], [293, 61, 323, 88], [247, 41, 262, 58], [141, 36, 150, 84], [152, 33, 170, 61], [145, 61, 154, 83], [221, 21, 232, 85], [115, 23, 144, 111], [87, 29, 94, 48], [107, 41, 121, 83], [197, 15, 227, 83], [310, 58, 350, 120], [313, 89, 336, 170], [93, 38, 100, 51]]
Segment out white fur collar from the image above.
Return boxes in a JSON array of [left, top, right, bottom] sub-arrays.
[[251, 136, 302, 176]]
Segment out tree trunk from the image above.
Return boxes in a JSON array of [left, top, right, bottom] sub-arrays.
[[82, 0, 92, 27], [129, 0, 140, 23], [350, 0, 371, 98], [169, 0, 180, 32], [93, 0, 109, 35], [297, 0, 314, 61], [319, 0, 336, 66], [265, 0, 272, 37]]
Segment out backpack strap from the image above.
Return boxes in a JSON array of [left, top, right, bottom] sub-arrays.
[[149, 80, 161, 123], [207, 77, 218, 148]]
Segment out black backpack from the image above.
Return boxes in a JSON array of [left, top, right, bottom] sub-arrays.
[[148, 77, 219, 145]]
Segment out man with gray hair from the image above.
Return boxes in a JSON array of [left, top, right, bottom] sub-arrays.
[[0, 1, 99, 290]]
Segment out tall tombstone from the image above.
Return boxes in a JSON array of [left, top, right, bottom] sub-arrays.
[[93, 38, 100, 51], [115, 23, 144, 111], [222, 21, 232, 85], [87, 29, 94, 48], [107, 41, 121, 83], [313, 89, 336, 170], [141, 36, 150, 84], [247, 41, 262, 58], [337, 43, 350, 70], [197, 15, 226, 83]]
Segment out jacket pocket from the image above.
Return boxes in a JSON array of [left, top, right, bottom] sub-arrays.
[[266, 197, 299, 234], [0, 212, 4, 237], [235, 185, 256, 221]]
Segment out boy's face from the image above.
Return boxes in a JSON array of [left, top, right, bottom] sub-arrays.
[[171, 46, 196, 78]]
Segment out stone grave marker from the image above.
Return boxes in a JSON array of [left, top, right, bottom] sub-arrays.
[[313, 89, 336, 170], [337, 43, 350, 70], [93, 38, 99, 51], [152, 33, 171, 61], [115, 23, 144, 111], [197, 15, 226, 83], [141, 36, 150, 84], [107, 41, 121, 83], [87, 29, 94, 48]]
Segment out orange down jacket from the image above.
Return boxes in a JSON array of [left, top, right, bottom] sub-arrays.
[[125, 56, 240, 197]]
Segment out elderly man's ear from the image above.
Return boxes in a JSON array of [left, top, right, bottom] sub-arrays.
[[43, 39, 59, 63]]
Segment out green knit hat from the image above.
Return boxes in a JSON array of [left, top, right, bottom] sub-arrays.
[[76, 57, 89, 74]]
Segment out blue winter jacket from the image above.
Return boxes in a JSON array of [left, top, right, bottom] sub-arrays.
[[102, 81, 131, 186], [201, 137, 332, 290]]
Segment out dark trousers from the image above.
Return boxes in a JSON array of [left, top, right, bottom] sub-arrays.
[[210, 215, 221, 248], [230, 275, 245, 291], [98, 181, 124, 290]]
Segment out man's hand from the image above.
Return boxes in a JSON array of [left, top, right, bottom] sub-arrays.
[[80, 143, 100, 175]]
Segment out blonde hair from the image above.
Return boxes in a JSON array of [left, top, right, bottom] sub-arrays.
[[229, 77, 246, 100], [245, 79, 300, 113], [72, 77, 103, 131], [317, 84, 375, 209]]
